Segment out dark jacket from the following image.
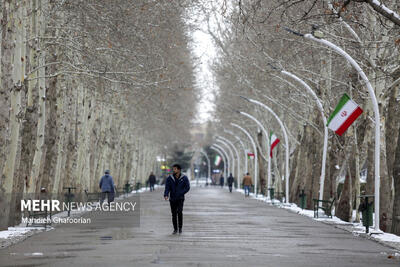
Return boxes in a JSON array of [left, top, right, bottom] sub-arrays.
[[148, 175, 156, 184], [99, 174, 115, 192], [227, 175, 234, 186], [164, 173, 190, 201]]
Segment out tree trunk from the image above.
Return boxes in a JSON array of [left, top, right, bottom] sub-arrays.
[[391, 121, 400, 235], [27, 0, 47, 195], [257, 131, 266, 195], [336, 169, 353, 222], [0, 0, 26, 229]]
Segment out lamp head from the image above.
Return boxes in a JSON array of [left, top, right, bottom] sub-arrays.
[[311, 25, 324, 39]]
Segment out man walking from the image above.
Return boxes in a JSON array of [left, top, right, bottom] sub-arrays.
[[219, 174, 224, 188], [164, 164, 190, 235], [227, 173, 234, 193], [99, 170, 115, 204], [148, 172, 156, 192], [242, 172, 253, 197]]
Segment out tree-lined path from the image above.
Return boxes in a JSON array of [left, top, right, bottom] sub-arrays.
[[0, 187, 398, 267]]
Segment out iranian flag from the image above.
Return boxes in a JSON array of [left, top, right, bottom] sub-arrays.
[[247, 150, 255, 159], [214, 155, 222, 166], [270, 131, 280, 158], [327, 94, 363, 136]]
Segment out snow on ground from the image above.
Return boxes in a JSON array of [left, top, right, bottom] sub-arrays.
[[0, 227, 45, 240], [0, 184, 156, 248], [375, 233, 400, 243], [3, 184, 400, 251], [232, 187, 400, 251]]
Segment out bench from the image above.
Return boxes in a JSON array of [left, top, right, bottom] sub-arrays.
[[84, 190, 100, 203], [313, 197, 335, 218], [135, 182, 142, 192], [25, 199, 52, 229]]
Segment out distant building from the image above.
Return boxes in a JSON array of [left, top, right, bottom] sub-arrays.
[[190, 122, 209, 145]]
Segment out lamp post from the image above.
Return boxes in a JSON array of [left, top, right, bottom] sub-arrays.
[[217, 135, 241, 189], [279, 70, 328, 202], [240, 97, 290, 203], [224, 129, 248, 175], [237, 111, 272, 199], [213, 144, 230, 180], [231, 123, 258, 196], [198, 150, 211, 186], [210, 146, 227, 180], [285, 27, 381, 230], [216, 139, 235, 179]]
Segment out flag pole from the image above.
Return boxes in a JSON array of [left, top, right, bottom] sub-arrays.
[[213, 144, 230, 180], [224, 129, 248, 186], [285, 27, 380, 230], [211, 146, 228, 181], [237, 111, 272, 199], [240, 97, 290, 204], [198, 150, 211, 186], [231, 123, 259, 197], [217, 136, 241, 190], [280, 70, 328, 202], [216, 138, 235, 181]]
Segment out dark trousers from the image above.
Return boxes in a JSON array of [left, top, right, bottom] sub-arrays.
[[169, 199, 184, 230], [150, 183, 155, 191], [101, 191, 114, 204], [229, 185, 233, 192]]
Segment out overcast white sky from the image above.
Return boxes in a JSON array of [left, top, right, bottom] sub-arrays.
[[191, 28, 217, 123], [186, 1, 227, 124]]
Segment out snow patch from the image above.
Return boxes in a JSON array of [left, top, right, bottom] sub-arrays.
[[0, 227, 40, 239], [242, 190, 400, 250], [0, 184, 155, 248]]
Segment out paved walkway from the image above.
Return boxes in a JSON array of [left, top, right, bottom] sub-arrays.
[[0, 187, 399, 266]]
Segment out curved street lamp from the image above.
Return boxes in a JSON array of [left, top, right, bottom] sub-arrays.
[[224, 129, 248, 175], [217, 135, 241, 189], [198, 150, 211, 186], [285, 27, 381, 230], [237, 111, 272, 199], [210, 146, 227, 180], [231, 123, 259, 196], [213, 144, 230, 180], [279, 70, 328, 202], [216, 138, 235, 179], [240, 96, 290, 203]]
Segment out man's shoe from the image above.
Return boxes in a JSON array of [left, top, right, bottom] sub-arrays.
[[178, 229, 182, 234], [172, 230, 178, 235]]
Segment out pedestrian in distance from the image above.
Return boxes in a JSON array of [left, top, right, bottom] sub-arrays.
[[219, 174, 224, 188], [227, 173, 234, 193], [148, 172, 156, 192], [164, 164, 190, 235], [242, 172, 253, 197], [99, 170, 116, 204]]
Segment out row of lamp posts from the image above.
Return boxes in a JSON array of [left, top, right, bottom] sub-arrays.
[[195, 28, 380, 230]]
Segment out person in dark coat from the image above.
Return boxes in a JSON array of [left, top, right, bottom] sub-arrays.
[[219, 175, 224, 188], [164, 164, 190, 235], [99, 170, 115, 204], [148, 172, 156, 192], [227, 173, 234, 193]]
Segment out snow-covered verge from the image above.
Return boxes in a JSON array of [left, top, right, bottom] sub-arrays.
[[234, 187, 400, 252], [0, 226, 51, 249], [0, 185, 158, 249]]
